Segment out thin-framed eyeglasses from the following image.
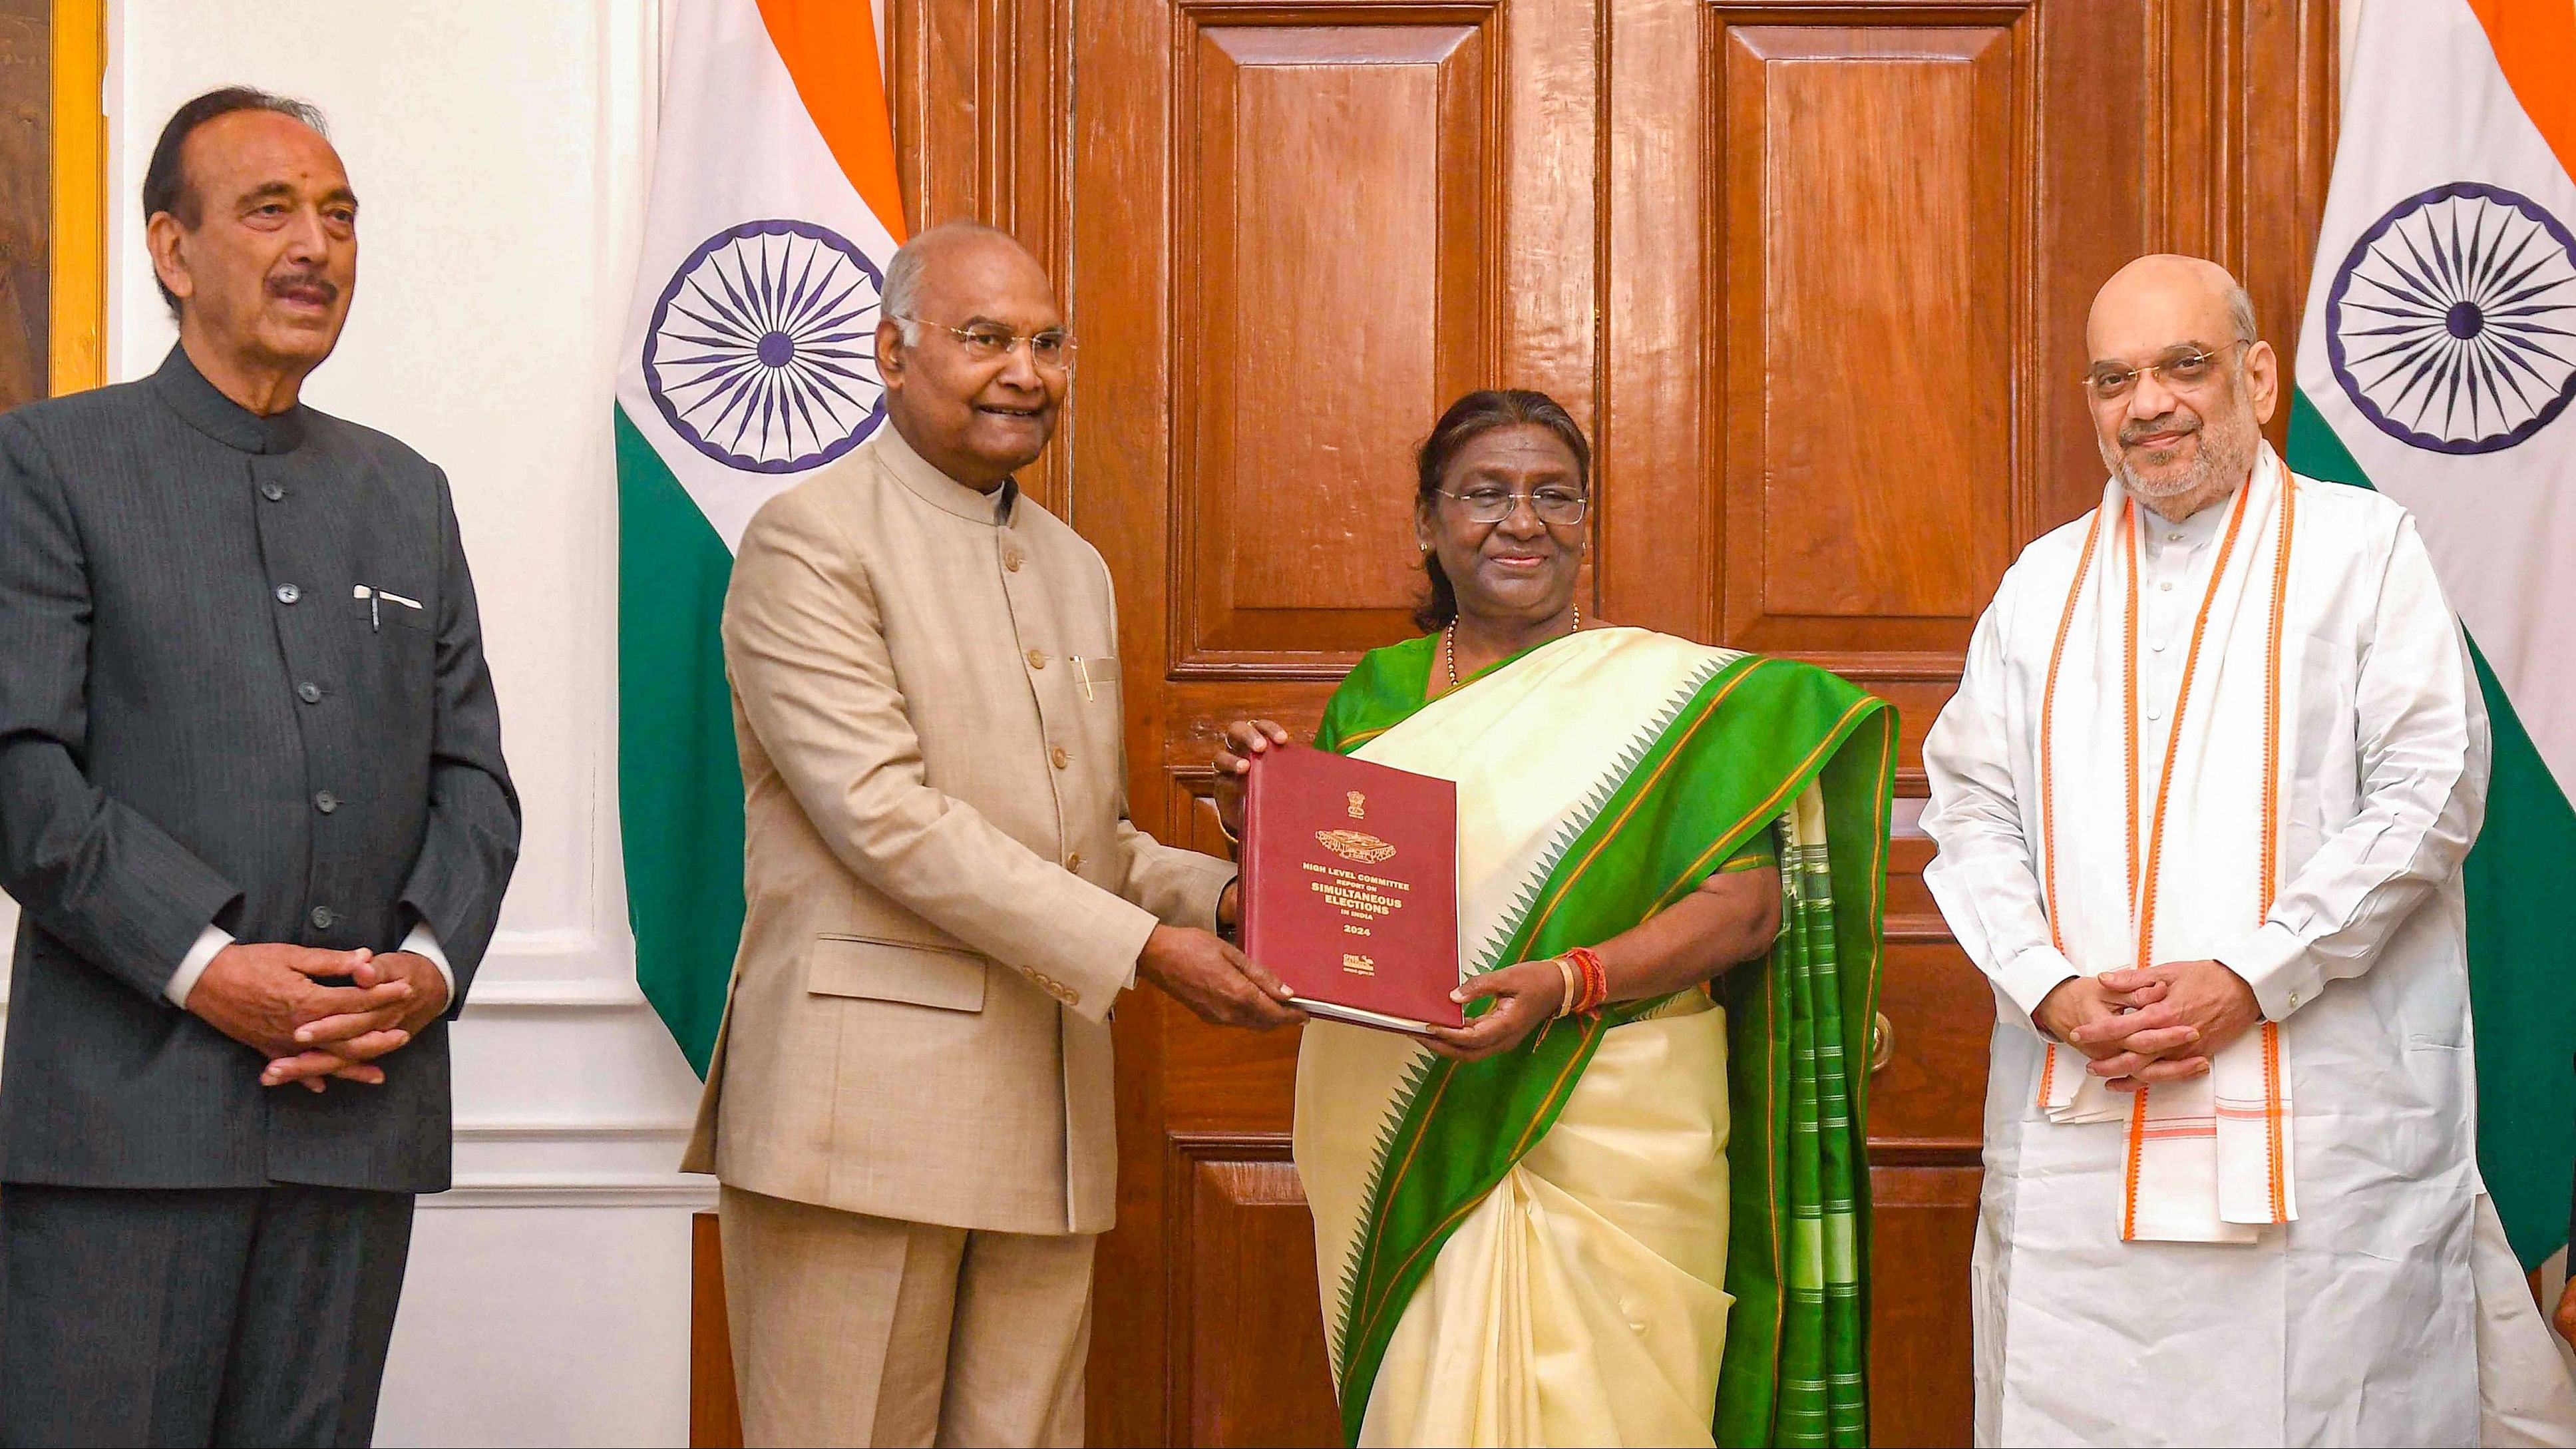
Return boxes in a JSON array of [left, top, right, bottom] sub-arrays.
[[2081, 339, 2252, 402], [1431, 486, 1590, 527], [895, 315, 1077, 375]]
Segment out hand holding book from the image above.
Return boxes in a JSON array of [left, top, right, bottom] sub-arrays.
[[1224, 735, 1464, 1035], [1210, 718, 1294, 844], [1424, 960, 1568, 1060]]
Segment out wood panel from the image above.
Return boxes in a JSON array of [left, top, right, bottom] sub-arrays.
[[887, 0, 1071, 512], [0, 0, 47, 409], [1868, 1164, 1982, 1448], [690, 1211, 745, 1449], [1716, 20, 2024, 662], [1871, 941, 1992, 1151], [1175, 15, 1495, 672], [1171, 1139, 1343, 1446]]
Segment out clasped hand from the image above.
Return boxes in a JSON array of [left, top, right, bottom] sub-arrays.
[[2034, 958, 2262, 1091], [187, 942, 451, 1094]]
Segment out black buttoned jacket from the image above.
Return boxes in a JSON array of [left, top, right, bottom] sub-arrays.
[[0, 345, 519, 1192]]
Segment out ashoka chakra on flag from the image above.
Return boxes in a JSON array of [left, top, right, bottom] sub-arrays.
[[643, 218, 887, 474], [2325, 182, 2576, 456]]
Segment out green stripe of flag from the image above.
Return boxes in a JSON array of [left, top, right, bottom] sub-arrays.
[[2291, 387, 2576, 1269], [617, 404, 744, 1077]]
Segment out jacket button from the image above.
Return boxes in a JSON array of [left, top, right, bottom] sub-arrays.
[[275, 584, 301, 605], [310, 905, 335, 929], [260, 483, 285, 502], [296, 682, 323, 704], [1027, 648, 1046, 670], [1003, 550, 1023, 572], [314, 790, 339, 814], [1051, 745, 1070, 770], [1065, 851, 1082, 871]]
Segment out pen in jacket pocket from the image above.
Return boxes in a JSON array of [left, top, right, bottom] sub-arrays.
[[352, 584, 423, 632]]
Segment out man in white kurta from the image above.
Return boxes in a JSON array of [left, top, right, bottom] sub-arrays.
[[1925, 254, 2576, 1447]]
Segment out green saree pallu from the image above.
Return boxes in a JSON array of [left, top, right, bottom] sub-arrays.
[[1291, 627, 1893, 1448]]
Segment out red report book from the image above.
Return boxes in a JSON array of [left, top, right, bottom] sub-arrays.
[[1239, 743, 1461, 1034]]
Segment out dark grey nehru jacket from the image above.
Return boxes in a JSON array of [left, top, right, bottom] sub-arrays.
[[0, 345, 519, 1193]]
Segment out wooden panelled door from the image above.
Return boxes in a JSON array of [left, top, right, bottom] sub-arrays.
[[868, 1, 2334, 1444]]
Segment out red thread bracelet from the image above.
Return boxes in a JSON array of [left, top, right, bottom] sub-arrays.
[[1564, 946, 1608, 1014]]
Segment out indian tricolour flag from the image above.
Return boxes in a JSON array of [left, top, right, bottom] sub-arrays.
[[2289, 0, 2576, 1268], [616, 0, 904, 1073]]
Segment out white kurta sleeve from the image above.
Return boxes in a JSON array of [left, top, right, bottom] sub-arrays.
[[1923, 569, 2080, 1034], [2217, 516, 2490, 1020]]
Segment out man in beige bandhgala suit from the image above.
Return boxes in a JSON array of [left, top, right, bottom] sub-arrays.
[[681, 223, 1302, 1447]]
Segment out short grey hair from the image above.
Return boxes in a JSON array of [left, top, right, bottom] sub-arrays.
[[880, 220, 1021, 345], [2225, 284, 2258, 343]]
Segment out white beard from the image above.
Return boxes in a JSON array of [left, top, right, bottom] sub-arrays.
[[2100, 415, 2260, 517]]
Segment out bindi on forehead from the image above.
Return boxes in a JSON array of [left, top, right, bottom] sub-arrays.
[[188, 140, 347, 208]]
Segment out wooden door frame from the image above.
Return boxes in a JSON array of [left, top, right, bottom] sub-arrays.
[[47, 0, 105, 395]]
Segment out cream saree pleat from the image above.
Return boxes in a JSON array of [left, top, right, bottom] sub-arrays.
[[1354, 994, 1734, 1448]]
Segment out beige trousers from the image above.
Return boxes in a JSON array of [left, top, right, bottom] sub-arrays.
[[719, 1186, 1095, 1448]]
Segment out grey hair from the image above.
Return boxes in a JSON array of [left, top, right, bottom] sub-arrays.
[[2225, 284, 2258, 343], [880, 220, 1021, 345]]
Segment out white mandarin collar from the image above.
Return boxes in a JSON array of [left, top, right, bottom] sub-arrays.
[[2139, 460, 2258, 558]]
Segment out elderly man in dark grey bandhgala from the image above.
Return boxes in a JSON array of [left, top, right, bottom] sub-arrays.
[[0, 87, 517, 1448]]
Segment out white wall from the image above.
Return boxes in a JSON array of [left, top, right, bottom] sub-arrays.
[[28, 3, 712, 1443]]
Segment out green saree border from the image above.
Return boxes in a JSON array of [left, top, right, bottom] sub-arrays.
[[1716, 695, 1893, 1448], [1319, 646, 1894, 1446]]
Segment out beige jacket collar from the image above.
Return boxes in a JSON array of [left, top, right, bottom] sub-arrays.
[[874, 421, 1019, 527]]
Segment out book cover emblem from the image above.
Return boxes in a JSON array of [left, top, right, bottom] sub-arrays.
[[1316, 830, 1397, 865]]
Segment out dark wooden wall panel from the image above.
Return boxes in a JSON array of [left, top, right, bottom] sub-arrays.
[[1716, 23, 2020, 657], [1868, 1165, 1982, 1448], [1176, 17, 1493, 670], [1171, 1141, 1344, 1446], [690, 1211, 745, 1449], [0, 0, 49, 411]]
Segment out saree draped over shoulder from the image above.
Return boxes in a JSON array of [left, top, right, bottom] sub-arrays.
[[1294, 628, 1894, 1448]]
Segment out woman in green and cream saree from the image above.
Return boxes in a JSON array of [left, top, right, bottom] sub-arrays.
[[1214, 391, 1893, 1448]]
